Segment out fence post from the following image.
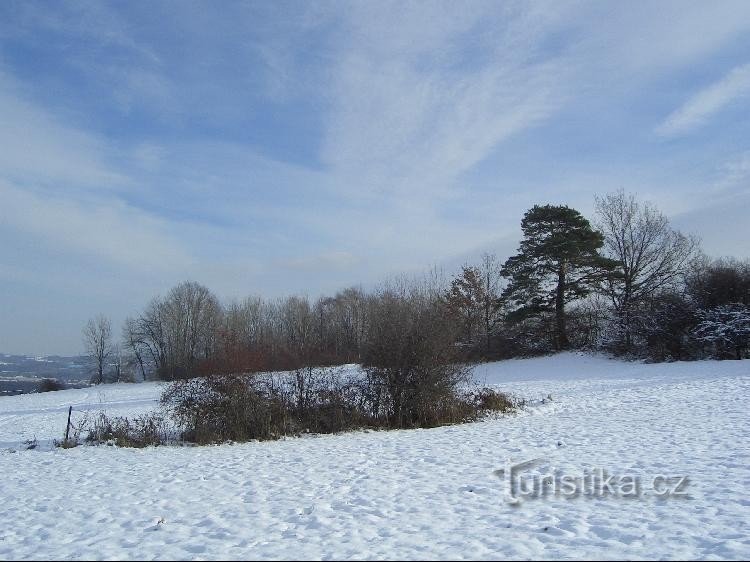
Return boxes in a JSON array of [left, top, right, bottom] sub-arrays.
[[64, 406, 73, 443]]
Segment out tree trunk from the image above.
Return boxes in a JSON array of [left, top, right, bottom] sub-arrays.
[[621, 279, 633, 350], [134, 349, 147, 381], [555, 261, 569, 350], [485, 269, 491, 355]]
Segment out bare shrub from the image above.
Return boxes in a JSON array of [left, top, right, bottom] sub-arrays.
[[37, 378, 65, 393], [159, 366, 519, 444], [276, 366, 370, 434], [361, 282, 474, 429], [85, 412, 167, 448], [161, 374, 292, 444], [154, 278, 521, 444], [469, 388, 517, 414], [54, 411, 91, 449], [160, 366, 377, 443]]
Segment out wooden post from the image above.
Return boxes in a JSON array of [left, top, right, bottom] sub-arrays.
[[64, 406, 73, 443]]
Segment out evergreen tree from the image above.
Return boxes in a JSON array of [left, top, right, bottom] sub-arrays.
[[501, 204, 616, 350]]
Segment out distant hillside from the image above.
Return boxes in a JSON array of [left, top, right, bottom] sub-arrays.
[[0, 353, 89, 396]]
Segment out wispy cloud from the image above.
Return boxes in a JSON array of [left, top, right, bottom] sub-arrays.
[[0, 181, 191, 272], [0, 71, 125, 190], [320, 2, 571, 201], [276, 251, 360, 273], [657, 63, 750, 137]]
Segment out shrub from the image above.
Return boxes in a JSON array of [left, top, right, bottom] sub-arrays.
[[37, 378, 65, 393], [158, 363, 519, 444], [693, 304, 750, 359], [361, 285, 473, 428], [85, 412, 167, 448], [470, 388, 517, 414], [54, 438, 79, 449], [281, 367, 371, 434], [54, 410, 91, 449], [635, 293, 699, 362], [161, 374, 293, 444]]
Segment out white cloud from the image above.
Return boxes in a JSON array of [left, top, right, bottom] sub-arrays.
[[276, 251, 360, 272], [320, 2, 572, 204], [717, 150, 750, 191], [3, 0, 750, 354], [657, 63, 750, 137], [0, 72, 126, 190], [0, 68, 193, 274], [585, 1, 750, 73], [0, 181, 191, 272]]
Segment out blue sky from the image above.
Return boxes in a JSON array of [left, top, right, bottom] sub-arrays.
[[1, 0, 750, 355]]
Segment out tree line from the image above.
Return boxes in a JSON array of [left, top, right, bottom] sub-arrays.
[[83, 189, 750, 384], [80, 276, 515, 442]]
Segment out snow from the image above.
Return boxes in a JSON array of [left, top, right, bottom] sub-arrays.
[[1, 353, 749, 560], [0, 382, 163, 450]]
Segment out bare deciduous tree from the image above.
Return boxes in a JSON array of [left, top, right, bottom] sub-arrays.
[[595, 190, 700, 350], [445, 265, 486, 349], [122, 317, 149, 381], [479, 252, 504, 354], [687, 256, 750, 309], [83, 314, 113, 384]]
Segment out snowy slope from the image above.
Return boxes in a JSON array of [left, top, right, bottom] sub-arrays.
[[0, 353, 748, 560], [0, 381, 163, 449]]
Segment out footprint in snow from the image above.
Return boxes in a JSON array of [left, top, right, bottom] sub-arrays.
[[147, 517, 166, 531], [542, 526, 570, 536]]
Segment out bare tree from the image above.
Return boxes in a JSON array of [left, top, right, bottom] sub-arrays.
[[122, 317, 149, 381], [479, 252, 504, 355], [83, 314, 113, 384], [595, 190, 700, 349], [687, 256, 750, 309], [121, 282, 223, 381], [111, 343, 123, 382], [445, 265, 486, 349], [160, 281, 223, 379], [136, 297, 168, 375]]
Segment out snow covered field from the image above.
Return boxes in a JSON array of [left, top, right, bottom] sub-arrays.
[[1, 353, 748, 560]]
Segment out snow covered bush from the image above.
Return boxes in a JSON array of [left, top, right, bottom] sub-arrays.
[[625, 292, 699, 361], [693, 304, 750, 360]]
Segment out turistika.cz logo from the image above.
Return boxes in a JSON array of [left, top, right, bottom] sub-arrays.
[[495, 458, 690, 504]]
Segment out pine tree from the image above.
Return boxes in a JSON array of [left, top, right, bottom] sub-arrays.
[[501, 204, 616, 350]]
